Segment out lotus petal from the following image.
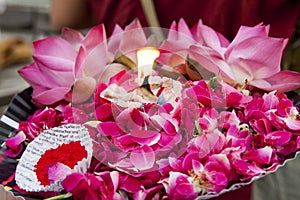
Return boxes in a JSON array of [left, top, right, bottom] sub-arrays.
[[33, 36, 77, 61], [228, 24, 269, 48], [32, 86, 71, 105], [251, 71, 300, 93], [226, 37, 287, 79], [167, 19, 194, 45], [61, 27, 84, 51], [108, 24, 123, 55], [81, 24, 106, 54], [19, 63, 58, 89], [189, 45, 235, 79], [119, 19, 147, 63], [193, 19, 229, 50], [72, 77, 97, 103]]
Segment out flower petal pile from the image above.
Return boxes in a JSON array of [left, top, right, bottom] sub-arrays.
[[3, 19, 300, 200]]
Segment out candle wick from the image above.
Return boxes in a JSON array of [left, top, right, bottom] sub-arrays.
[[140, 76, 154, 95]]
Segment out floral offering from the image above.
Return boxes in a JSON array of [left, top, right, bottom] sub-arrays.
[[2, 19, 300, 200]]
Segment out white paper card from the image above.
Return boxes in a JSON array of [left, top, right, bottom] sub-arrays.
[[15, 124, 93, 192]]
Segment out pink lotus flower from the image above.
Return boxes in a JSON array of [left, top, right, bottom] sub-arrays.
[[19, 25, 109, 105], [159, 19, 229, 67], [190, 23, 300, 92], [110, 171, 164, 200], [19, 36, 76, 105], [158, 19, 230, 80]]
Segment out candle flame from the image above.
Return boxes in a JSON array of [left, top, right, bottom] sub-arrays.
[[137, 47, 160, 78]]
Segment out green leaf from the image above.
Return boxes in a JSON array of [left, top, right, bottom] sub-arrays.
[[84, 120, 101, 128], [193, 114, 202, 136], [44, 193, 72, 200], [208, 76, 220, 90]]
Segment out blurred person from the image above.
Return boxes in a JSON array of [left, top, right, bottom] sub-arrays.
[[51, 0, 300, 40]]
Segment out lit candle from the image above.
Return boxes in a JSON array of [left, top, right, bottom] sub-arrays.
[[137, 47, 160, 80]]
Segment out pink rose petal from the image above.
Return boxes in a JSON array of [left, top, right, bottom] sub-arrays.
[[284, 118, 300, 131], [130, 130, 161, 146], [97, 122, 123, 137], [48, 162, 72, 184], [130, 145, 155, 170], [5, 131, 26, 158], [243, 146, 273, 165], [265, 131, 293, 146]]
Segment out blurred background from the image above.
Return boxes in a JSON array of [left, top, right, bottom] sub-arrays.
[[0, 0, 53, 115]]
